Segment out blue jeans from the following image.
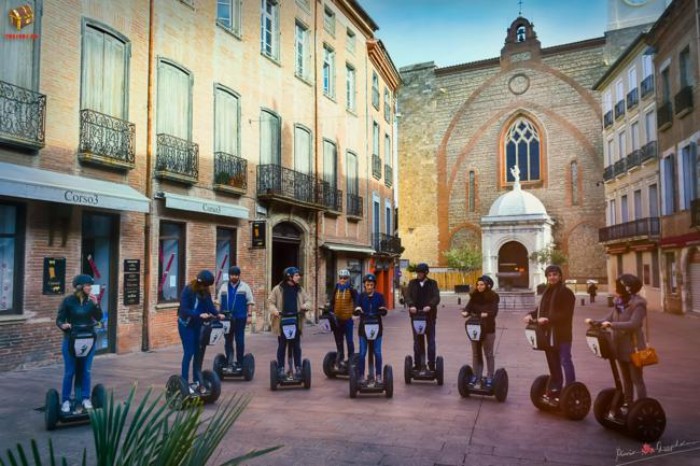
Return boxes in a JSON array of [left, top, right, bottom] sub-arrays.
[[179, 323, 203, 384], [545, 342, 576, 393], [277, 335, 301, 369], [61, 338, 95, 402], [333, 318, 355, 360], [358, 336, 383, 378], [224, 317, 247, 365], [412, 318, 436, 368]]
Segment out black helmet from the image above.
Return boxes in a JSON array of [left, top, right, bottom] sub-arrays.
[[72, 274, 94, 288], [544, 264, 563, 276], [616, 274, 642, 296], [363, 273, 377, 283], [415, 263, 429, 274], [196, 270, 215, 286], [283, 267, 300, 280], [478, 275, 494, 289], [229, 265, 241, 276]]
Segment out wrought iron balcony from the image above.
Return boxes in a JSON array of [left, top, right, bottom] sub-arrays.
[[372, 233, 403, 255], [674, 86, 693, 117], [598, 217, 660, 243], [213, 151, 247, 194], [641, 75, 654, 99], [603, 165, 614, 182], [613, 158, 627, 177], [657, 101, 672, 130], [384, 164, 393, 187], [319, 181, 343, 212], [372, 154, 382, 180], [692, 199, 700, 228], [614, 100, 626, 119], [0, 80, 46, 150], [603, 110, 613, 128], [256, 164, 324, 210], [626, 88, 639, 110], [155, 133, 199, 184], [625, 149, 642, 171], [78, 109, 135, 170], [641, 140, 658, 164], [347, 193, 363, 218]]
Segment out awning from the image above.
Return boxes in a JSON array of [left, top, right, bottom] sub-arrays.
[[162, 192, 248, 220], [0, 161, 150, 212], [322, 242, 376, 255]]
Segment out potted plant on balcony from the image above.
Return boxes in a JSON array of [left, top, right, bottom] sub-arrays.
[[443, 244, 482, 294], [529, 244, 568, 295]]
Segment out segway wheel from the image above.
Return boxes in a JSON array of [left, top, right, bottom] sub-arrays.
[[213, 353, 227, 380], [404, 355, 413, 385], [269, 361, 279, 391], [166, 375, 189, 410], [560, 382, 591, 421], [436, 356, 444, 386], [457, 365, 473, 398], [91, 384, 107, 409], [200, 370, 221, 404], [302, 359, 312, 389], [593, 388, 620, 430], [242, 353, 255, 381], [323, 351, 337, 379], [493, 368, 508, 403], [626, 398, 666, 443], [45, 389, 60, 431], [529, 374, 552, 411], [349, 354, 360, 369], [349, 367, 358, 398], [384, 365, 394, 399]]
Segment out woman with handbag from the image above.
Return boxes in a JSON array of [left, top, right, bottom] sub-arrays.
[[585, 274, 648, 413]]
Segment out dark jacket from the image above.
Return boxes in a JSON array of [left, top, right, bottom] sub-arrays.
[[528, 282, 575, 345], [598, 295, 647, 362], [356, 291, 386, 339], [465, 289, 499, 334], [56, 293, 103, 337], [406, 278, 441, 320], [178, 284, 218, 328]]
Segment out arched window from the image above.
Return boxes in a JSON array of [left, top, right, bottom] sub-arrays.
[[516, 26, 526, 42], [505, 117, 541, 183]]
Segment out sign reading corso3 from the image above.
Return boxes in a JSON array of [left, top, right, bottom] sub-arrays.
[[64, 190, 99, 205]]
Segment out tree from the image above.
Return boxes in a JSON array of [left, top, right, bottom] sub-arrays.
[[530, 243, 568, 271], [443, 244, 482, 274]]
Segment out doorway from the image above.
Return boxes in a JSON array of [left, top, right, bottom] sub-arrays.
[[498, 241, 529, 289], [271, 222, 302, 288]]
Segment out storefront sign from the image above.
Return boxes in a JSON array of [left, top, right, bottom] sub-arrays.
[[252, 221, 266, 248], [43, 257, 66, 295], [123, 259, 140, 305]]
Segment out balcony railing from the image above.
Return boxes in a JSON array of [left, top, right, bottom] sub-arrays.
[[613, 158, 627, 177], [319, 181, 342, 212], [625, 149, 642, 171], [256, 164, 324, 209], [692, 199, 700, 228], [347, 193, 363, 218], [0, 80, 46, 150], [603, 165, 614, 182], [674, 85, 693, 117], [626, 88, 639, 110], [155, 133, 199, 183], [384, 164, 393, 187], [598, 217, 660, 243], [372, 154, 382, 180], [641, 75, 654, 99], [372, 233, 403, 255], [213, 151, 247, 194], [614, 100, 626, 119], [641, 140, 658, 164], [657, 101, 672, 130], [78, 109, 135, 170], [603, 110, 614, 128]]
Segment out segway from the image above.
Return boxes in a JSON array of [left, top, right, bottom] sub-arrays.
[[349, 307, 393, 398], [45, 323, 107, 430], [319, 305, 358, 379], [525, 321, 591, 420], [404, 309, 444, 385], [212, 309, 255, 382], [270, 311, 311, 390], [457, 315, 508, 402], [166, 316, 223, 408], [586, 322, 666, 442]]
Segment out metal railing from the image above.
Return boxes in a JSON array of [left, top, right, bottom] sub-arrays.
[[613, 158, 627, 177], [347, 193, 363, 217], [626, 88, 639, 110], [372, 233, 402, 254], [372, 154, 382, 179], [79, 109, 135, 168], [657, 101, 672, 129], [614, 100, 626, 119], [641, 75, 654, 99], [319, 181, 342, 212], [213, 151, 247, 191], [155, 133, 199, 182], [0, 80, 46, 149], [603, 165, 614, 182], [256, 164, 322, 207], [625, 149, 642, 171], [675, 86, 693, 116], [599, 217, 660, 243], [603, 110, 613, 128], [384, 164, 393, 187], [641, 140, 658, 164]]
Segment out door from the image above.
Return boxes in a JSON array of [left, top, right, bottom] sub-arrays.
[[271, 222, 302, 289], [497, 241, 529, 289]]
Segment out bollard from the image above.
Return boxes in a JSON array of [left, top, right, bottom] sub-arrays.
[[581, 298, 585, 306], [457, 297, 461, 306]]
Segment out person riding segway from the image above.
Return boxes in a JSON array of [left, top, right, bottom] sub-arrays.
[[322, 269, 359, 378], [405, 263, 441, 378]]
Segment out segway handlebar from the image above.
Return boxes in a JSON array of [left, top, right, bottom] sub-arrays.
[[353, 307, 387, 316]]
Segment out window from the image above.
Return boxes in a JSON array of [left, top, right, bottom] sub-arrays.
[[214, 86, 240, 155], [346, 151, 358, 196], [603, 90, 613, 115], [0, 0, 40, 90], [260, 110, 280, 165], [571, 161, 579, 205], [346, 28, 356, 54], [630, 122, 640, 151], [384, 89, 391, 122], [649, 184, 659, 218], [661, 154, 677, 215], [645, 111, 656, 143], [680, 47, 692, 88], [215, 228, 237, 290], [384, 134, 391, 167], [628, 66, 637, 92], [617, 130, 626, 160], [609, 199, 617, 225], [681, 143, 697, 210], [634, 189, 642, 220], [323, 5, 335, 35], [346, 64, 356, 111], [620, 195, 629, 223], [607, 138, 615, 166], [642, 54, 653, 78], [372, 121, 379, 156], [372, 72, 380, 109], [468, 171, 476, 212], [323, 139, 337, 188], [322, 44, 335, 97], [615, 80, 624, 105], [217, 0, 241, 34], [666, 252, 677, 294], [651, 249, 660, 287], [385, 201, 392, 234], [661, 67, 671, 104], [294, 125, 312, 174], [82, 24, 129, 119], [261, 0, 280, 60], [158, 222, 184, 303], [295, 22, 309, 80], [157, 60, 192, 140], [504, 117, 541, 183], [0, 203, 24, 315], [373, 196, 380, 241]]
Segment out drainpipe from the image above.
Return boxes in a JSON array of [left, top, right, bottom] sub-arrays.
[[313, 0, 320, 322], [142, 0, 155, 351]]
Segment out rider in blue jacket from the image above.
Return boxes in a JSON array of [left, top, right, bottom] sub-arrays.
[[354, 273, 387, 383]]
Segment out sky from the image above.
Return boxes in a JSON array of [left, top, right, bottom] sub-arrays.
[[358, 0, 609, 69]]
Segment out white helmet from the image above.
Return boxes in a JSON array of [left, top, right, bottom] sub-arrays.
[[338, 269, 351, 278]]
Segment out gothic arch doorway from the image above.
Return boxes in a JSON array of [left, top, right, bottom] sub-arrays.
[[272, 222, 302, 287], [497, 241, 529, 289]]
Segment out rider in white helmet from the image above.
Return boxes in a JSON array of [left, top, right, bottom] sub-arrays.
[[328, 269, 358, 368]]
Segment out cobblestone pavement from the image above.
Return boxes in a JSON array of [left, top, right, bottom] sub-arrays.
[[1, 294, 700, 465]]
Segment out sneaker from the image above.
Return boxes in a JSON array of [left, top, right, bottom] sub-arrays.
[[619, 404, 629, 417], [277, 367, 286, 379], [376, 375, 383, 384], [197, 384, 208, 395], [295, 367, 302, 379], [484, 378, 493, 389], [428, 363, 436, 372], [189, 383, 199, 395], [468, 375, 478, 385], [82, 399, 93, 410], [61, 400, 71, 413]]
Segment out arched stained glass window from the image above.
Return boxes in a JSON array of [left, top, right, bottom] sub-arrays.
[[505, 118, 540, 183]]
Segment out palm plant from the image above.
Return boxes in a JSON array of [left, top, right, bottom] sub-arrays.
[[1, 387, 278, 466]]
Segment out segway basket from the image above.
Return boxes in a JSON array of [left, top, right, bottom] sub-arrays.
[[201, 320, 225, 346], [221, 320, 231, 334], [465, 316, 482, 342], [412, 313, 427, 335], [281, 315, 298, 340], [70, 328, 96, 358], [363, 315, 380, 341], [318, 315, 332, 333], [524, 322, 553, 351], [586, 326, 614, 359]]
